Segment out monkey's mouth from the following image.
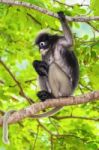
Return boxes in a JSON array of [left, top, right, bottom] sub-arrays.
[[40, 49, 48, 55]]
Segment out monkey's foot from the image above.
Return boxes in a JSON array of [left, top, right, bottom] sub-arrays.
[[37, 91, 54, 101]]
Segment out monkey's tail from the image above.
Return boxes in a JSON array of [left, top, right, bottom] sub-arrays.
[[31, 106, 63, 118], [2, 110, 16, 144]]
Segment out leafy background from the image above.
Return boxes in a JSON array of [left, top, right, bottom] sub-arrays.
[[0, 0, 99, 149]]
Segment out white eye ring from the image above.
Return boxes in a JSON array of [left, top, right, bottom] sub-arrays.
[[40, 42, 45, 46]]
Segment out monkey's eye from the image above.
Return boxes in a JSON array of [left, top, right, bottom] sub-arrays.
[[40, 42, 46, 47]]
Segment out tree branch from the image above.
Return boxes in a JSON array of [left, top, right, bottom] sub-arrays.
[[87, 22, 99, 32], [0, 0, 99, 22], [0, 59, 34, 104], [0, 91, 99, 126]]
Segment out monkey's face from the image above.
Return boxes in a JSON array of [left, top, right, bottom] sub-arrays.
[[35, 33, 51, 55], [39, 41, 49, 55]]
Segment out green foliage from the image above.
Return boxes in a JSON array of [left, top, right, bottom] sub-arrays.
[[91, 0, 99, 15], [0, 0, 99, 149]]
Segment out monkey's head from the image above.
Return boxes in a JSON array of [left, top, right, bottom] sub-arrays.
[[35, 32, 59, 55]]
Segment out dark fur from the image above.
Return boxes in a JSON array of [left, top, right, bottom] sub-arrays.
[[62, 49, 79, 89], [33, 60, 49, 76], [35, 32, 60, 49]]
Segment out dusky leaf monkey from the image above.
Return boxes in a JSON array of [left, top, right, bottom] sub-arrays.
[[32, 11, 79, 118]]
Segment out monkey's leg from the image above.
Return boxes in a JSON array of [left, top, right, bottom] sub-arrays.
[[48, 63, 72, 98], [37, 76, 54, 101], [37, 91, 54, 101]]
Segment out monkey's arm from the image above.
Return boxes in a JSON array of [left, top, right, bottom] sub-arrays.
[[58, 12, 73, 48], [33, 61, 54, 101], [33, 60, 49, 77]]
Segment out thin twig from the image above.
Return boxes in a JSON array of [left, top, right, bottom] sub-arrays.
[[0, 59, 34, 104], [50, 135, 54, 150], [87, 22, 99, 32], [53, 115, 99, 121], [27, 13, 42, 27], [38, 120, 54, 135], [32, 124, 39, 150]]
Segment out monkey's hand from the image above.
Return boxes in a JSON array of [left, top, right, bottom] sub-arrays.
[[33, 60, 49, 76], [57, 11, 66, 22]]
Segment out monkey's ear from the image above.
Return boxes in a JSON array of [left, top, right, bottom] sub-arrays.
[[57, 11, 65, 22]]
